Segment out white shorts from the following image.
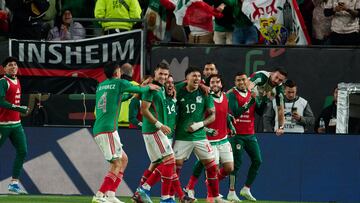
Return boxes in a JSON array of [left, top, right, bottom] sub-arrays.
[[211, 141, 233, 165], [143, 130, 174, 163], [173, 139, 215, 161], [94, 131, 123, 162]]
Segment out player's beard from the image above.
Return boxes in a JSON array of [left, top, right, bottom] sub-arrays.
[[212, 87, 221, 96]]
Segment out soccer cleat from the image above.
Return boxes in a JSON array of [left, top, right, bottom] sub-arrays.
[[180, 195, 196, 203], [215, 196, 232, 203], [8, 183, 27, 194], [92, 196, 111, 203], [131, 191, 143, 203], [136, 187, 153, 203], [207, 196, 231, 203], [160, 197, 176, 203], [183, 187, 197, 201], [227, 191, 242, 202], [240, 187, 256, 201], [105, 196, 124, 203]]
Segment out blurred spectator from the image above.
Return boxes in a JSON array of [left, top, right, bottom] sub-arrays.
[[118, 63, 139, 128], [62, 0, 98, 37], [202, 62, 218, 86], [223, 0, 258, 45], [180, 0, 223, 44], [6, 0, 49, 40], [312, 0, 332, 45], [324, 0, 360, 45], [144, 0, 175, 43], [47, 9, 85, 40], [263, 80, 315, 133], [41, 0, 61, 39], [315, 87, 338, 134], [209, 1, 234, 44], [129, 75, 152, 129], [94, 0, 142, 34], [0, 0, 9, 36]]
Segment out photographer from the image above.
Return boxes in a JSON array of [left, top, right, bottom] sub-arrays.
[[263, 80, 315, 133]]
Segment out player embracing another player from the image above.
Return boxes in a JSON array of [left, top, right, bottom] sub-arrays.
[[92, 62, 160, 203]]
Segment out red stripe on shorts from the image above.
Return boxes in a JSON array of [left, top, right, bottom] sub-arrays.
[[154, 132, 165, 153], [108, 133, 115, 155]]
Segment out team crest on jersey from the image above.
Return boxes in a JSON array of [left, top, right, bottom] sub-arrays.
[[196, 96, 202, 103], [236, 144, 242, 150]]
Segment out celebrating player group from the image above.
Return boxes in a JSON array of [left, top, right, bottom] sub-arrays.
[[91, 61, 288, 203]]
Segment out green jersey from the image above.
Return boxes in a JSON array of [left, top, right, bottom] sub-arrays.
[[175, 85, 214, 141], [93, 78, 150, 135], [250, 71, 284, 106], [141, 82, 168, 134], [166, 96, 177, 139]]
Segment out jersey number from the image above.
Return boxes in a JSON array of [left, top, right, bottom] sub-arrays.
[[167, 104, 176, 114], [185, 103, 196, 113], [97, 92, 107, 113]]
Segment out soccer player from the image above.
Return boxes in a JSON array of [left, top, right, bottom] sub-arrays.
[[0, 57, 29, 194], [92, 62, 159, 203], [184, 74, 236, 199], [136, 63, 183, 203], [248, 67, 288, 136], [132, 74, 190, 203], [226, 72, 266, 202], [202, 62, 218, 85], [174, 66, 230, 203]]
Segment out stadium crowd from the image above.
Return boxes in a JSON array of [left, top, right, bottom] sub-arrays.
[[0, 0, 359, 45]]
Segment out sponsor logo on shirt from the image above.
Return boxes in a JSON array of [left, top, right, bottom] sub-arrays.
[[196, 96, 202, 103]]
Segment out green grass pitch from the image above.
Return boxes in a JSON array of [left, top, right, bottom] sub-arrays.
[[0, 195, 326, 203]]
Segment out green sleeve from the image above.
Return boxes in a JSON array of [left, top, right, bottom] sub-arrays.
[[250, 72, 267, 86], [226, 91, 255, 118], [227, 114, 236, 131], [141, 89, 154, 102], [121, 80, 150, 94], [227, 92, 237, 116], [0, 78, 7, 97], [175, 81, 186, 92], [129, 97, 142, 129], [205, 94, 215, 109], [255, 96, 268, 116], [275, 85, 285, 106]]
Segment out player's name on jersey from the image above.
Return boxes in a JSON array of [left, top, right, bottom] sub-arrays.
[[97, 84, 116, 91]]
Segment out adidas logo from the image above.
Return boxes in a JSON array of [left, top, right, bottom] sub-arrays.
[[180, 98, 185, 102]]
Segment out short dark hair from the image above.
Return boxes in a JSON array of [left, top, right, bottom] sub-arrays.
[[2, 57, 18, 67], [284, 79, 296, 88], [273, 67, 288, 77], [209, 74, 223, 89], [154, 62, 169, 71], [208, 74, 223, 83], [104, 62, 119, 79], [185, 66, 202, 77], [235, 72, 247, 77], [205, 62, 216, 67]]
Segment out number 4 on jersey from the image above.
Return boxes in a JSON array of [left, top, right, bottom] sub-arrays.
[[97, 92, 107, 113]]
